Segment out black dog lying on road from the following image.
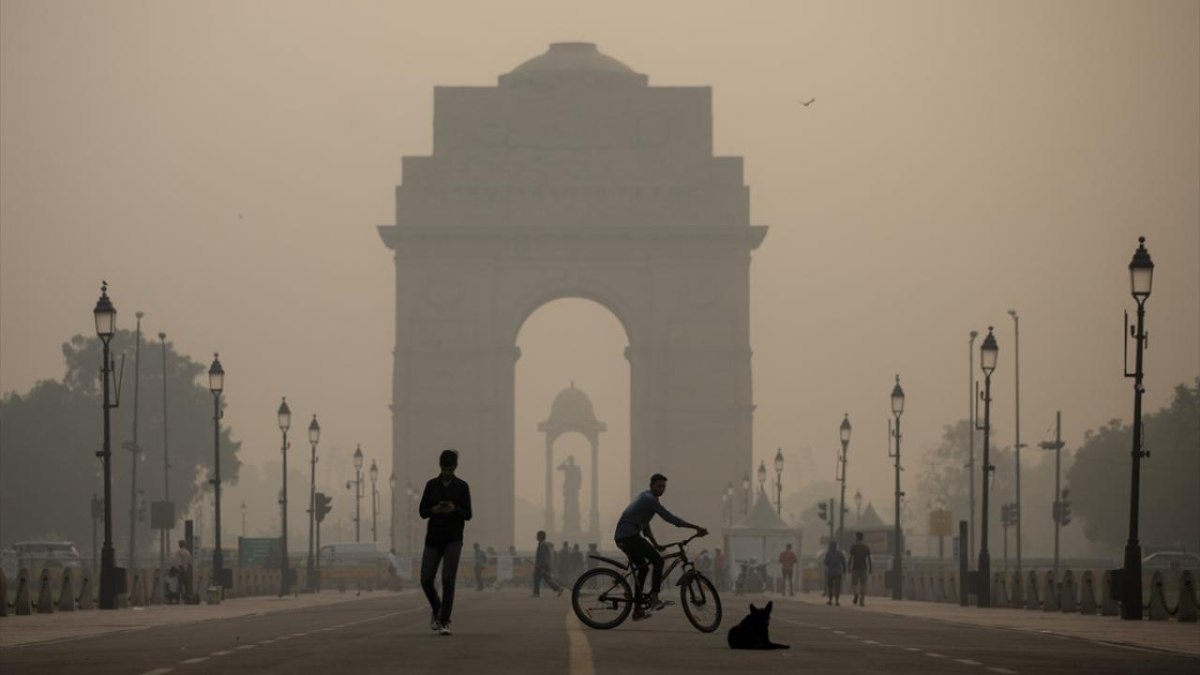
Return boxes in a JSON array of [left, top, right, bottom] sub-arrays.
[[727, 601, 790, 650]]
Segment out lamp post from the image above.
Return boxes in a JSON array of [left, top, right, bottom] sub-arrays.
[[127, 311, 144, 570], [837, 414, 851, 544], [1039, 411, 1065, 579], [967, 329, 978, 568], [348, 446, 364, 543], [306, 415, 320, 592], [158, 332, 171, 578], [741, 472, 750, 515], [976, 327, 999, 608], [405, 482, 414, 552], [888, 375, 905, 601], [724, 481, 734, 526], [756, 461, 767, 508], [1122, 236, 1154, 621], [1008, 309, 1023, 576], [93, 283, 119, 609], [389, 473, 397, 552], [854, 489, 863, 524], [241, 501, 247, 537], [207, 354, 226, 589], [369, 460, 379, 544], [277, 398, 291, 596], [773, 449, 784, 516]]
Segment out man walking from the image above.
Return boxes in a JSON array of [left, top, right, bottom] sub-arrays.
[[778, 543, 798, 596], [532, 530, 563, 597], [848, 531, 873, 606], [823, 540, 846, 606], [175, 539, 193, 601], [419, 449, 472, 635]]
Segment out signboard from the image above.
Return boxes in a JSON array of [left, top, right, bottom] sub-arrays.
[[496, 554, 514, 581], [929, 509, 953, 537], [237, 537, 282, 567], [151, 501, 175, 530]]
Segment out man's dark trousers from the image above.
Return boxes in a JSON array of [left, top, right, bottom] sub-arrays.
[[616, 536, 663, 603], [421, 541, 463, 623], [532, 565, 561, 596]]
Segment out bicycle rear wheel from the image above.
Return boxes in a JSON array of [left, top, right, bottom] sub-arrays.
[[681, 573, 722, 632], [572, 568, 633, 630]]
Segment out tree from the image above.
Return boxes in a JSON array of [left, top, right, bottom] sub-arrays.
[[1066, 379, 1199, 554], [0, 331, 242, 561], [914, 419, 1015, 545]]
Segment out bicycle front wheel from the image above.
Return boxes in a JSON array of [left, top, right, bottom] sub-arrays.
[[681, 573, 722, 632], [572, 568, 633, 630]]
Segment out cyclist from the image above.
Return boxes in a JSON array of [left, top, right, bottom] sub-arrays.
[[614, 473, 707, 620]]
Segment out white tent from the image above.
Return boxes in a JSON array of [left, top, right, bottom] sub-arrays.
[[723, 486, 801, 580]]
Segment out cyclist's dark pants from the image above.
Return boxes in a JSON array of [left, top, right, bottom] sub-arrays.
[[616, 535, 663, 602]]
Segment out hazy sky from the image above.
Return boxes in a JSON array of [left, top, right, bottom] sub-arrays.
[[2, 1, 1197, 543]]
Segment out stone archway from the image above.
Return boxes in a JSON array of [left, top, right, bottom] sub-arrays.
[[379, 43, 765, 550]]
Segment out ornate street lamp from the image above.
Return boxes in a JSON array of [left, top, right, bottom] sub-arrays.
[[724, 481, 734, 526], [93, 282, 119, 609], [1121, 236, 1154, 620], [369, 459, 379, 544], [976, 327, 999, 607], [277, 397, 291, 596], [349, 445, 364, 543], [306, 414, 320, 591], [741, 472, 751, 516], [889, 375, 905, 601], [773, 449, 784, 516], [207, 354, 226, 590], [837, 414, 852, 543], [389, 473, 397, 552]]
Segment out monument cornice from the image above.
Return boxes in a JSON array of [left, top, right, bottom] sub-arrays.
[[378, 224, 767, 250]]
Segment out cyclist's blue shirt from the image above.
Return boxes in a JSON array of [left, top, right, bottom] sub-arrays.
[[614, 490, 686, 540]]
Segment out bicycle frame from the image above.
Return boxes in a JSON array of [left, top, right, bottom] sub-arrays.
[[596, 536, 700, 605]]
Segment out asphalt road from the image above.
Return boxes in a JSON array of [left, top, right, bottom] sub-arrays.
[[2, 590, 1196, 675]]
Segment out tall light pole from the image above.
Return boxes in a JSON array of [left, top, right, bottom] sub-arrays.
[[967, 330, 978, 563], [1008, 309, 1023, 576], [158, 332, 171, 578], [756, 460, 767, 506], [93, 283, 119, 609], [976, 327, 999, 608], [773, 449, 784, 516], [741, 472, 751, 515], [348, 445, 364, 543], [126, 311, 144, 570], [724, 482, 734, 526], [207, 354, 226, 590], [369, 459, 379, 544], [241, 501, 247, 537], [277, 398, 291, 596], [389, 473, 397, 552], [306, 415, 320, 592], [837, 414, 851, 544], [1122, 236, 1154, 621], [888, 375, 905, 601], [1039, 411, 1064, 579], [854, 489, 863, 524]]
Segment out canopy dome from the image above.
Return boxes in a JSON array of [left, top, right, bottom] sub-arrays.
[[539, 382, 608, 435], [500, 43, 648, 87]]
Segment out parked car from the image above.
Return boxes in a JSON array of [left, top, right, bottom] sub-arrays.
[[1, 541, 82, 578], [1141, 551, 1200, 570]]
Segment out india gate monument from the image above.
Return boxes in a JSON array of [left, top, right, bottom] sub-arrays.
[[379, 42, 766, 550]]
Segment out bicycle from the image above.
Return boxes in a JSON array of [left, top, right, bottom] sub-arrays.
[[570, 534, 722, 632]]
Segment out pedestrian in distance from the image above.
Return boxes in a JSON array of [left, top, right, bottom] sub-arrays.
[[848, 532, 872, 606], [823, 540, 846, 606], [569, 543, 584, 585], [473, 542, 486, 591], [386, 548, 401, 590], [778, 543, 798, 597], [557, 541, 571, 586], [419, 449, 472, 636], [531, 530, 564, 597], [175, 539, 193, 601], [713, 548, 727, 591]]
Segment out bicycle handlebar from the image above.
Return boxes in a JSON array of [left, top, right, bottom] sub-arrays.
[[661, 532, 707, 549]]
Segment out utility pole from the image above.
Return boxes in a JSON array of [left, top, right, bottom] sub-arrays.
[[967, 330, 977, 565], [1008, 310, 1023, 576], [127, 311, 144, 570], [1039, 411, 1065, 579]]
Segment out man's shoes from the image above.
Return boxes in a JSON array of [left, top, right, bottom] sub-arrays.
[[853, 594, 859, 604], [835, 599, 840, 606], [826, 599, 833, 605], [430, 617, 442, 632], [438, 621, 452, 636], [648, 596, 672, 611], [631, 607, 651, 621]]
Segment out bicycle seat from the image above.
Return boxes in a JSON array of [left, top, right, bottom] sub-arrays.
[[588, 553, 629, 570]]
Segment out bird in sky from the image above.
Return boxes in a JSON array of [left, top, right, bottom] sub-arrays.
[[800, 98, 816, 107]]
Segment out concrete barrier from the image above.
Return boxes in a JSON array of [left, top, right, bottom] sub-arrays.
[[149, 568, 163, 605], [1009, 570, 1024, 608], [1177, 570, 1197, 622], [1025, 571, 1041, 610], [1043, 571, 1060, 612], [0, 571, 7, 617], [78, 567, 94, 610], [946, 572, 958, 604], [14, 568, 32, 615], [58, 568, 76, 612], [993, 572, 1009, 607], [130, 568, 147, 607], [1079, 570, 1098, 615], [1100, 570, 1120, 616], [1060, 570, 1078, 613], [36, 568, 54, 614], [1148, 571, 1170, 621]]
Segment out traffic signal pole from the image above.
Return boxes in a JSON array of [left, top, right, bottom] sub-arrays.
[[1040, 411, 1065, 579]]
